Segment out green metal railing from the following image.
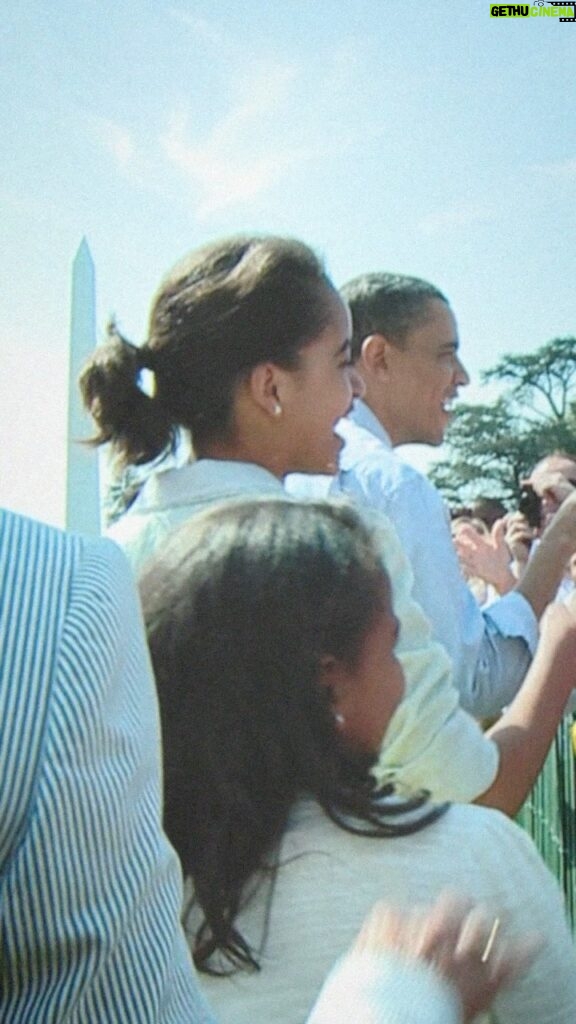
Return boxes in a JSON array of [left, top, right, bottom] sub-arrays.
[[516, 714, 576, 932]]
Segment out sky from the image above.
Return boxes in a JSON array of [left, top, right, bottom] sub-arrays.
[[1, 0, 575, 528]]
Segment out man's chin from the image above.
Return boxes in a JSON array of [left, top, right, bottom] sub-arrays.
[[429, 418, 449, 446], [414, 432, 445, 448], [406, 421, 447, 447]]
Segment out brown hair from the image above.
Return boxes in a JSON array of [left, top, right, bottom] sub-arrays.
[[80, 235, 335, 468]]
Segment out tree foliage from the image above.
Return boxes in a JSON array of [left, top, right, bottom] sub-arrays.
[[483, 336, 576, 423], [430, 337, 576, 507]]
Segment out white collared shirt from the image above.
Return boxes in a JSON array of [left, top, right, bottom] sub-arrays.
[[108, 459, 285, 573]]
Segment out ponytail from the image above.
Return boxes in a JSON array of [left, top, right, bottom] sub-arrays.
[[79, 321, 176, 469]]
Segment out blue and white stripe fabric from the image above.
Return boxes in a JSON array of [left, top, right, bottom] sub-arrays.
[[0, 508, 215, 1023]]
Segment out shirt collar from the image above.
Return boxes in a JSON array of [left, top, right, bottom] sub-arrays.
[[348, 399, 392, 445], [131, 459, 283, 513], [336, 400, 393, 471]]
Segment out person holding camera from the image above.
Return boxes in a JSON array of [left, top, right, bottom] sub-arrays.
[[503, 452, 576, 600]]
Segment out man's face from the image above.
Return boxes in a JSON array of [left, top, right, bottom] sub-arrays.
[[379, 299, 469, 447]]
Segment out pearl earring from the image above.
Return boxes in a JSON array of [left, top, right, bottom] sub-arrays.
[[334, 712, 345, 727], [273, 402, 282, 416]]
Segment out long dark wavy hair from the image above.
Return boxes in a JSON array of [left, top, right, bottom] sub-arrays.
[[139, 499, 447, 974]]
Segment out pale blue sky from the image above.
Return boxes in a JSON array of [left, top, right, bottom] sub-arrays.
[[2, 1, 575, 526]]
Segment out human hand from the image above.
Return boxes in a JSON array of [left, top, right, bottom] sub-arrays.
[[529, 469, 576, 505], [352, 892, 539, 1023], [540, 487, 576, 549], [453, 519, 516, 594], [503, 512, 535, 574]]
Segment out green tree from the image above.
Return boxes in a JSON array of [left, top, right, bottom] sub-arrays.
[[484, 336, 576, 423], [430, 337, 576, 507]]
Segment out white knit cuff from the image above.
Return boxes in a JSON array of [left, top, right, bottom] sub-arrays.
[[306, 949, 461, 1024]]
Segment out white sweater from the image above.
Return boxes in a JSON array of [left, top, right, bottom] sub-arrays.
[[193, 800, 576, 1024]]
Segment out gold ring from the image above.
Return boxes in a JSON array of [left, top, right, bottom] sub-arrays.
[[481, 917, 500, 963]]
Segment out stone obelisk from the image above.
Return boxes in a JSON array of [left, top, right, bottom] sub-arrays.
[[65, 238, 101, 534]]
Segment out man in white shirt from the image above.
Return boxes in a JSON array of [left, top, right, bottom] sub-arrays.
[[288, 272, 576, 718]]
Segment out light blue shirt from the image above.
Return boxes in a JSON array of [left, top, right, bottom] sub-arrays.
[[288, 401, 538, 718]]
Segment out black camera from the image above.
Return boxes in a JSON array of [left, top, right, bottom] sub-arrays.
[[518, 484, 542, 529]]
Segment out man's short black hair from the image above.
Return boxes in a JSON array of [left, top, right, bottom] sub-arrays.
[[340, 273, 448, 361]]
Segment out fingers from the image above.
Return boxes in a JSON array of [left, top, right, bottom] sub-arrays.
[[532, 471, 576, 503], [503, 515, 534, 565], [487, 932, 542, 991], [491, 518, 506, 544], [410, 891, 476, 960], [351, 894, 541, 1024], [352, 891, 473, 957], [352, 901, 406, 954], [505, 515, 534, 544]]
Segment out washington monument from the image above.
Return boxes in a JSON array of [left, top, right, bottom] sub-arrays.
[[66, 238, 100, 534]]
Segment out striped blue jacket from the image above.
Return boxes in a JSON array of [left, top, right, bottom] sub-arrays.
[[0, 509, 215, 1022]]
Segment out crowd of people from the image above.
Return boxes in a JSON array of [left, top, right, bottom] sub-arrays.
[[453, 453, 576, 610], [2, 233, 576, 1022]]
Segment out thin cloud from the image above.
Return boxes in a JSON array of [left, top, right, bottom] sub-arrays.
[[168, 9, 240, 59], [418, 200, 495, 236], [160, 112, 300, 218], [158, 64, 307, 218], [160, 11, 373, 218], [92, 117, 135, 172], [528, 157, 576, 181], [88, 16, 372, 220]]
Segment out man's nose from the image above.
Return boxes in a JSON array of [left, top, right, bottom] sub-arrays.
[[455, 356, 470, 387]]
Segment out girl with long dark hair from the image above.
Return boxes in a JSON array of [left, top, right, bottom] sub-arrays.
[[139, 498, 576, 1024]]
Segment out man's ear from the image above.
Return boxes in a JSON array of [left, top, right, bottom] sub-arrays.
[[246, 362, 283, 417], [358, 333, 393, 380]]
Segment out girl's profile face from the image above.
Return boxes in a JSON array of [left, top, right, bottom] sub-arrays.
[[276, 289, 364, 476], [321, 579, 405, 756]]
